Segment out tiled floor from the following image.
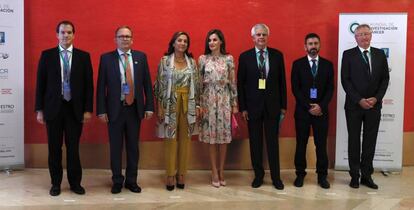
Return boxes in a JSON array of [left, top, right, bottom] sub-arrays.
[[1, 168, 414, 210]]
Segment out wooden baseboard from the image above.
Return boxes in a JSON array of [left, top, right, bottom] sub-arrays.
[[24, 132, 414, 169]]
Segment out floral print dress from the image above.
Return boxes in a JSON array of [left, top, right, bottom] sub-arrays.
[[199, 54, 237, 144]]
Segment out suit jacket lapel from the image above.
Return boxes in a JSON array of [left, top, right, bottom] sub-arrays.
[[112, 50, 121, 84], [53, 47, 62, 82], [370, 48, 378, 78], [354, 47, 371, 78], [131, 51, 139, 87], [70, 48, 78, 77]]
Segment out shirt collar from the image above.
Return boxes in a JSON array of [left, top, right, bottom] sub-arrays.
[[59, 44, 73, 53], [307, 55, 319, 62], [117, 49, 131, 57], [255, 47, 268, 54], [358, 46, 371, 54]]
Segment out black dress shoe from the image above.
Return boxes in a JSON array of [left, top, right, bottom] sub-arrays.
[[318, 179, 330, 189], [273, 179, 284, 190], [166, 184, 175, 191], [111, 184, 122, 194], [251, 178, 263, 188], [294, 176, 304, 187], [361, 177, 378, 189], [125, 183, 142, 193], [49, 185, 61, 196], [176, 183, 185, 189], [349, 178, 359, 188], [70, 185, 86, 195]]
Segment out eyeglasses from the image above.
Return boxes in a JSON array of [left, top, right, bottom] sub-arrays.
[[255, 33, 268, 37], [116, 35, 132, 39], [355, 32, 371, 37]]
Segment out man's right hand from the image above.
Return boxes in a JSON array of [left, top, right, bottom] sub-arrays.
[[36, 111, 44, 124], [98, 114, 109, 123], [359, 98, 373, 110]]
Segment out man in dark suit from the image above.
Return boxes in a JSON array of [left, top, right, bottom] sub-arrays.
[[35, 20, 93, 196], [341, 24, 389, 189], [237, 23, 287, 190], [96, 26, 154, 194], [291, 33, 334, 189]]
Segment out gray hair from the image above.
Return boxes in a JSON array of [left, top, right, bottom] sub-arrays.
[[251, 23, 270, 37], [355, 24, 372, 34]]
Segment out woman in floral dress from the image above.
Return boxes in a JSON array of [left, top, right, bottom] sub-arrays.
[[199, 29, 238, 187]]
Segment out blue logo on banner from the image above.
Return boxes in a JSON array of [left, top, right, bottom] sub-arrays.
[[0, 32, 5, 44], [381, 48, 390, 58]]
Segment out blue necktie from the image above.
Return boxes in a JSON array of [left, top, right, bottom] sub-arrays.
[[311, 59, 317, 77], [63, 50, 71, 101]]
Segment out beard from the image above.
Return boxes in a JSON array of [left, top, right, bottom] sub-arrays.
[[308, 48, 319, 56]]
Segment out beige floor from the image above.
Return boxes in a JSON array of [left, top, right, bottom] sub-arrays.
[[0, 168, 414, 210]]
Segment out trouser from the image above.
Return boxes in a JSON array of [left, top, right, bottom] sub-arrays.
[[165, 87, 191, 176]]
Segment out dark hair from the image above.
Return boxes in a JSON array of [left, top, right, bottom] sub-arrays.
[[115, 25, 133, 37], [304, 33, 320, 44], [56, 20, 75, 34], [204, 29, 228, 55], [165, 31, 192, 57]]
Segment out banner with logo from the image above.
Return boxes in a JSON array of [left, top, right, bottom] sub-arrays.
[[0, 0, 24, 170], [335, 13, 407, 171]]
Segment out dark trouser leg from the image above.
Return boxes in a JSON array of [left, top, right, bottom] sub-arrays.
[[46, 109, 64, 186], [108, 108, 125, 185], [62, 101, 83, 187], [312, 115, 329, 179], [361, 108, 381, 178], [294, 116, 310, 178], [345, 109, 363, 179], [247, 119, 264, 180], [124, 105, 140, 185], [264, 118, 280, 182]]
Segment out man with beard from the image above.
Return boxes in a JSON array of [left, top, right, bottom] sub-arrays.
[[291, 33, 334, 189]]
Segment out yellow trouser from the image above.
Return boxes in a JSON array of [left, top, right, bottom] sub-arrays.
[[165, 87, 191, 176]]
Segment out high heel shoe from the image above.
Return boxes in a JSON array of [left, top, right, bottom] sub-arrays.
[[166, 176, 175, 191], [211, 173, 220, 188], [211, 179, 220, 188], [176, 175, 185, 189], [218, 170, 226, 186]]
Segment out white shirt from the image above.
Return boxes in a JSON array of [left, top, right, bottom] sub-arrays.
[[307, 55, 319, 69]]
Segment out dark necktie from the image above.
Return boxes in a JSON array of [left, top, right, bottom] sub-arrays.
[[363, 50, 371, 75], [259, 50, 266, 78], [62, 50, 71, 101], [124, 53, 134, 105], [311, 59, 317, 77]]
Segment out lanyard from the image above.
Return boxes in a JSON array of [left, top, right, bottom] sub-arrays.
[[118, 54, 130, 83]]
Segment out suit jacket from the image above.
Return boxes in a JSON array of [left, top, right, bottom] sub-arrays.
[[35, 47, 94, 121], [237, 47, 287, 120], [341, 46, 389, 110], [291, 56, 334, 118], [96, 49, 154, 121]]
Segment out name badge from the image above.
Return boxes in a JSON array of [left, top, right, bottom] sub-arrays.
[[310, 88, 317, 99], [122, 84, 130, 94], [63, 82, 71, 92], [258, 79, 266, 89]]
